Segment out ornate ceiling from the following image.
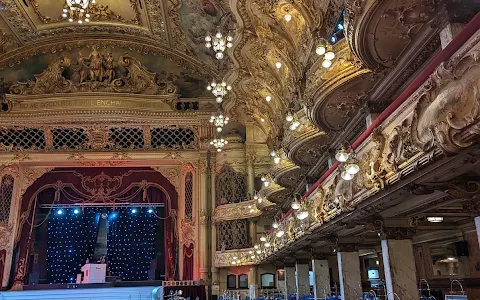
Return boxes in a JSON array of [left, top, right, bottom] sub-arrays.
[[0, 0, 469, 208]]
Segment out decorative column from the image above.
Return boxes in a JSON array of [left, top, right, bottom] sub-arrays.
[[312, 257, 330, 298], [381, 232, 418, 300], [246, 150, 255, 198], [210, 155, 219, 293], [284, 262, 296, 299], [475, 216, 480, 248], [337, 248, 362, 300], [198, 154, 209, 281], [249, 265, 258, 299], [0, 165, 21, 288], [295, 260, 310, 298]]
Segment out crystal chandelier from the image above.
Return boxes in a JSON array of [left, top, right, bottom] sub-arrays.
[[205, 31, 233, 60], [210, 109, 230, 132], [207, 80, 232, 103], [210, 137, 228, 152], [62, 0, 95, 24]]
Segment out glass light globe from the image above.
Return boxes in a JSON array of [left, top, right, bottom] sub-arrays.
[[68, 18, 73, 22], [345, 163, 360, 175], [63, 8, 68, 12], [265, 95, 271, 102], [316, 46, 326, 55], [217, 148, 222, 152], [275, 62, 282, 69], [232, 261, 236, 265], [62, 13, 67, 17], [215, 52, 224, 60], [254, 244, 259, 249], [260, 236, 266, 242], [297, 210, 309, 220], [233, 256, 238, 260], [205, 36, 212, 42], [215, 32, 222, 38], [274, 157, 281, 164], [227, 85, 232, 90], [272, 221, 279, 229], [270, 151, 276, 157], [293, 121, 300, 127], [256, 250, 261, 254], [322, 59, 332, 68], [261, 176, 266, 182], [335, 149, 349, 162], [276, 230, 284, 238], [85, 18, 90, 22], [251, 255, 255, 259], [264, 242, 271, 247], [227, 35, 233, 41], [325, 51, 335, 60], [289, 123, 297, 131], [85, 13, 90, 17], [257, 197, 262, 203], [263, 181, 269, 187], [341, 171, 354, 180], [216, 97, 223, 103], [291, 200, 300, 210], [286, 114, 293, 122], [227, 42, 233, 48], [284, 14, 292, 22], [249, 250, 253, 254], [205, 43, 212, 48], [216, 127, 222, 132]]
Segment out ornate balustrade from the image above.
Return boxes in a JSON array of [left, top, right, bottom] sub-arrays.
[[214, 248, 255, 268]]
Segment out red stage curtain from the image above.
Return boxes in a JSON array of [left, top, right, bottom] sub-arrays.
[[182, 243, 194, 280], [0, 249, 5, 287]]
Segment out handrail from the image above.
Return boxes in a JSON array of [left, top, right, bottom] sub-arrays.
[[278, 10, 480, 222]]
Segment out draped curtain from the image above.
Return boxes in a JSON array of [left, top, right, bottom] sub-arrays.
[[107, 207, 158, 281], [182, 243, 193, 280], [46, 207, 99, 283]]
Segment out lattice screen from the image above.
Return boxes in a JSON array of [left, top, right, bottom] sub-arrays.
[[150, 127, 196, 150], [0, 175, 14, 222], [184, 172, 193, 221], [53, 128, 88, 150], [109, 127, 145, 149], [0, 128, 45, 150], [216, 219, 250, 250], [215, 166, 247, 206]]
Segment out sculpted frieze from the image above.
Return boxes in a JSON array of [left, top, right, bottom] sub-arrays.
[[9, 50, 177, 96], [212, 200, 261, 223]]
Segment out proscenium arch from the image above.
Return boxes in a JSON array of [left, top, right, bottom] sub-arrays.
[[11, 167, 179, 286]]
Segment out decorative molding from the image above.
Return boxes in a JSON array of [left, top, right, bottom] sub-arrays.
[[212, 200, 261, 223], [152, 166, 180, 192]]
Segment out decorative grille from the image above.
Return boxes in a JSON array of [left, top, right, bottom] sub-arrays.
[[215, 166, 247, 206], [216, 219, 250, 250], [0, 175, 14, 222], [184, 172, 193, 221], [150, 126, 196, 150], [109, 127, 145, 149], [53, 128, 88, 150], [0, 128, 45, 150]]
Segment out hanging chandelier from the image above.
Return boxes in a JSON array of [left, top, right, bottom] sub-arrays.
[[205, 31, 233, 60], [210, 109, 230, 132], [206, 80, 232, 103], [62, 0, 95, 23], [210, 137, 228, 152]]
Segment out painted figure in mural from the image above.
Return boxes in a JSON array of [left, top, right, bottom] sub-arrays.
[[88, 48, 104, 82], [104, 53, 115, 83]]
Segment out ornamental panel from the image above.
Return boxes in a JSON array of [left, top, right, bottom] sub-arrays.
[[216, 219, 250, 251], [0, 128, 45, 150], [0, 175, 14, 222], [215, 166, 247, 206]]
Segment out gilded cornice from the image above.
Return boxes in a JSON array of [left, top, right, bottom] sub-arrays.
[[212, 200, 261, 223], [214, 248, 255, 267]]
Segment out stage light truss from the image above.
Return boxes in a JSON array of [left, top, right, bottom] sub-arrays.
[[40, 203, 165, 208]]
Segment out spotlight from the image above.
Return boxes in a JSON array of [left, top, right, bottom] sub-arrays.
[[73, 208, 80, 215], [56, 209, 64, 215], [148, 208, 154, 214], [131, 208, 137, 214]]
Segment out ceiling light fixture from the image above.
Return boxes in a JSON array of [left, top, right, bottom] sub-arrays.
[[210, 137, 228, 152], [210, 108, 229, 132], [276, 229, 285, 238], [272, 221, 279, 229], [62, 0, 95, 24], [275, 62, 282, 69], [335, 146, 350, 162], [284, 14, 292, 22], [205, 31, 233, 60], [265, 95, 272, 102], [296, 208, 309, 220], [427, 216, 444, 223], [315, 41, 335, 69], [206, 80, 232, 104]]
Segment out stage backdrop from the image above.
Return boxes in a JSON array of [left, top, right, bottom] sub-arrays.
[[13, 167, 179, 286]]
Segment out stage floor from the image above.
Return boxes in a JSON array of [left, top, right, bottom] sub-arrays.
[[22, 280, 163, 290]]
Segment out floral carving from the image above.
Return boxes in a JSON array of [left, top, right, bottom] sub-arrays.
[[9, 50, 178, 95]]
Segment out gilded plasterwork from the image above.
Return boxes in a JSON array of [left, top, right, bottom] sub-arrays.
[[212, 200, 261, 223]]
